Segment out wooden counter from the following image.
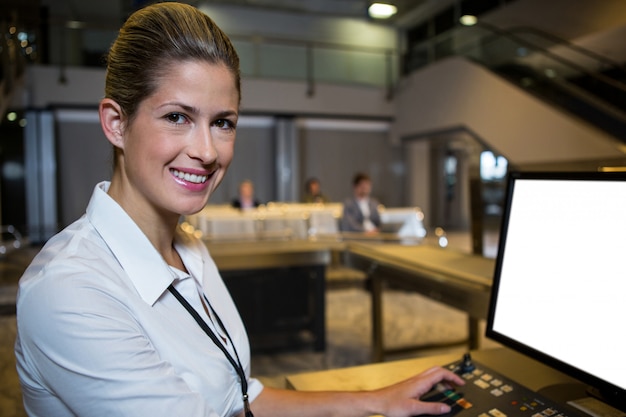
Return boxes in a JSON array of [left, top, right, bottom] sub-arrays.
[[346, 242, 496, 361], [287, 348, 580, 411]]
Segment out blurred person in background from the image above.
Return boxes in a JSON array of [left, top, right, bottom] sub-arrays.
[[302, 177, 329, 203], [231, 179, 261, 210], [340, 172, 381, 234]]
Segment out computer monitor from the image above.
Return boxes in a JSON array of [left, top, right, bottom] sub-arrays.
[[486, 171, 626, 411]]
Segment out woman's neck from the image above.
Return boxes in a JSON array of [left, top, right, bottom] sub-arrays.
[[107, 176, 182, 267]]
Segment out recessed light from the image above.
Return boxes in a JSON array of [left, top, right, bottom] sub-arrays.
[[459, 15, 478, 26], [368, 3, 398, 19]]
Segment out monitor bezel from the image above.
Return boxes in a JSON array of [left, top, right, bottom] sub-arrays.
[[485, 170, 626, 410]]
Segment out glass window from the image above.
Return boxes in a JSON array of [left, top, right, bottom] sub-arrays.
[[480, 151, 508, 180]]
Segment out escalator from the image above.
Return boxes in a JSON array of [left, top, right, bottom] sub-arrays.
[[406, 23, 626, 144]]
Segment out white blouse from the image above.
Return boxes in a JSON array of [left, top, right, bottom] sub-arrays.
[[15, 181, 263, 417]]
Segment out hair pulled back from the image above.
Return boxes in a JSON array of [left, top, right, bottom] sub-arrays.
[[105, 2, 240, 122]]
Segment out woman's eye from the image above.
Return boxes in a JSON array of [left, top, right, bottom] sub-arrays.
[[166, 113, 188, 124], [214, 119, 235, 130]]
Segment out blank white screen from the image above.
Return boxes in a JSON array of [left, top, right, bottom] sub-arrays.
[[491, 178, 626, 389]]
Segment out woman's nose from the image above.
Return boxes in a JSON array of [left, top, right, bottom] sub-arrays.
[[190, 126, 217, 163]]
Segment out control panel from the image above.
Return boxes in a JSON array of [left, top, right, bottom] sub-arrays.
[[421, 354, 584, 417]]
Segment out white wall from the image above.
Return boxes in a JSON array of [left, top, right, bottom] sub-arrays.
[[241, 77, 394, 117], [22, 66, 105, 108]]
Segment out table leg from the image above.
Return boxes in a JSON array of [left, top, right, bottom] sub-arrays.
[[370, 271, 384, 362], [468, 316, 481, 349], [312, 265, 326, 352]]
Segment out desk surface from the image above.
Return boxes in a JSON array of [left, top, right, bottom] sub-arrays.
[[286, 347, 578, 393], [347, 242, 495, 289]]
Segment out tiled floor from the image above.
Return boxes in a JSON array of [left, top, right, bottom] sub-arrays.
[[0, 230, 499, 416]]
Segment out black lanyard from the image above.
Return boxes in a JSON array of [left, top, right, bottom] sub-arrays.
[[168, 284, 254, 417]]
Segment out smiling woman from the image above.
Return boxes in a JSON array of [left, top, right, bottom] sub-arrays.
[[14, 3, 463, 417], [14, 4, 253, 417]]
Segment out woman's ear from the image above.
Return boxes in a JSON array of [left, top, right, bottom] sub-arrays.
[[99, 98, 125, 149]]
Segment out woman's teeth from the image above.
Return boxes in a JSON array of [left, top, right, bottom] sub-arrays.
[[171, 169, 208, 184]]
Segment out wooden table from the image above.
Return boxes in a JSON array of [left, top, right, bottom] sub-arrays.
[[346, 242, 495, 361]]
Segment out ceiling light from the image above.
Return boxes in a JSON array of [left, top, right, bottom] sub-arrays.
[[368, 3, 398, 19], [66, 20, 85, 29], [459, 15, 478, 26], [544, 68, 557, 78]]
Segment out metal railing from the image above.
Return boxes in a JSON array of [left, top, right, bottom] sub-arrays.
[[230, 34, 399, 98]]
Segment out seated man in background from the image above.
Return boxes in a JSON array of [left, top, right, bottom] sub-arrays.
[[340, 172, 381, 234]]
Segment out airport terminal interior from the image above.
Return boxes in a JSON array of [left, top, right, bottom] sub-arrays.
[[3, 0, 626, 416]]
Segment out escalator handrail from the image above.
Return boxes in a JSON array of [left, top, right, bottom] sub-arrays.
[[459, 22, 626, 98], [507, 26, 626, 76]]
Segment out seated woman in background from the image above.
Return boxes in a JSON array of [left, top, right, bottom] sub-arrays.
[[14, 3, 463, 417], [232, 179, 261, 210]]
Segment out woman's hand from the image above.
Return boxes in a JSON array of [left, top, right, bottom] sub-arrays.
[[249, 366, 465, 417], [371, 366, 465, 417]]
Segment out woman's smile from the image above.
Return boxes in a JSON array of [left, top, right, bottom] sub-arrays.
[[170, 168, 209, 185]]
